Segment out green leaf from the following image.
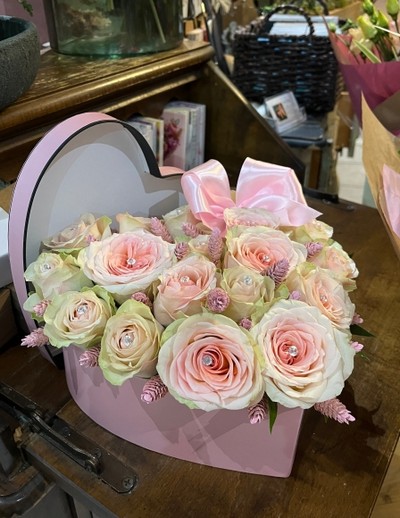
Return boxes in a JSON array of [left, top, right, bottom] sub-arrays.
[[268, 398, 278, 433], [350, 324, 374, 337], [352, 40, 382, 63]]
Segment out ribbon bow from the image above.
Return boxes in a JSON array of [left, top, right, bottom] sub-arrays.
[[173, 158, 321, 234]]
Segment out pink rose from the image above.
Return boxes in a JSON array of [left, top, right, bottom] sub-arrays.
[[157, 313, 265, 411], [285, 264, 355, 329], [251, 299, 355, 409], [153, 254, 217, 326], [78, 230, 175, 303], [225, 226, 306, 273]]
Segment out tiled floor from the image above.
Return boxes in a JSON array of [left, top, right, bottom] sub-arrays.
[[336, 136, 374, 206]]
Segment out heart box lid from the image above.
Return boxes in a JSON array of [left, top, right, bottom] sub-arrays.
[[9, 112, 184, 349]]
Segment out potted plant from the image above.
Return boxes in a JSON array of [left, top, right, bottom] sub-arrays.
[[0, 0, 40, 111]]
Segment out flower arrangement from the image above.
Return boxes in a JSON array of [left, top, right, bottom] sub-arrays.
[[330, 0, 400, 63], [329, 0, 400, 128], [21, 158, 366, 430]]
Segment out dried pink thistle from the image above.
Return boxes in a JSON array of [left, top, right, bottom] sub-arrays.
[[33, 299, 50, 318], [174, 242, 189, 260], [206, 288, 230, 313], [86, 234, 97, 244], [79, 347, 100, 368], [352, 313, 364, 325], [208, 228, 224, 263], [289, 290, 302, 300], [314, 398, 355, 424], [141, 375, 168, 404], [131, 292, 153, 308], [182, 222, 200, 238], [20, 328, 49, 348], [351, 341, 364, 352], [150, 217, 173, 243], [306, 241, 323, 259], [248, 398, 268, 424], [239, 317, 252, 330], [263, 259, 289, 286]]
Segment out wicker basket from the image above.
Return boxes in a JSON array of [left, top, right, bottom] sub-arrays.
[[232, 4, 341, 114]]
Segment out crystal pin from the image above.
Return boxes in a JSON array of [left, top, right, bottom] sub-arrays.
[[121, 333, 134, 348], [202, 354, 214, 366], [76, 304, 88, 316], [287, 345, 298, 357], [127, 258, 136, 266]]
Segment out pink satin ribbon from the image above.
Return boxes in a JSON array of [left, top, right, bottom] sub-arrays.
[[162, 158, 321, 233]]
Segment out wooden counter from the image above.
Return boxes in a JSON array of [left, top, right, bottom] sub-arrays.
[[1, 196, 399, 518]]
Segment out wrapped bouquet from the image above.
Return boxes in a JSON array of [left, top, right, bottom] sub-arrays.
[[329, 0, 400, 132], [21, 158, 365, 429]]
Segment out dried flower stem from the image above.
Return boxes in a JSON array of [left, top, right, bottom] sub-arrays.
[[248, 397, 268, 424], [20, 328, 49, 348], [141, 375, 168, 404], [79, 347, 100, 368], [314, 398, 355, 424], [150, 217, 173, 243]]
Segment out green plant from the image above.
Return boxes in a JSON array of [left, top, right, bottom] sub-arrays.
[[17, 0, 33, 16]]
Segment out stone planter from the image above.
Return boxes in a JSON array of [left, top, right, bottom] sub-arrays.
[[0, 16, 40, 111]]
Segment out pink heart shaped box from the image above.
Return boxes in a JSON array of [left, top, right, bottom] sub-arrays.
[[9, 112, 303, 477]]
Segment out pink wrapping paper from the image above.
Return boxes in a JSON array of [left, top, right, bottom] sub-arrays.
[[330, 33, 400, 131], [362, 97, 400, 260]]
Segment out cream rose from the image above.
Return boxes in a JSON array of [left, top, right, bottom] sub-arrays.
[[288, 219, 333, 244], [285, 263, 355, 329], [225, 226, 307, 273], [116, 212, 151, 233], [309, 241, 359, 289], [251, 299, 355, 409], [223, 207, 279, 230], [24, 252, 92, 301], [157, 313, 265, 411], [99, 299, 162, 384], [42, 213, 112, 252], [153, 254, 217, 326], [219, 266, 275, 321], [78, 230, 176, 303], [163, 205, 203, 241], [43, 286, 115, 349]]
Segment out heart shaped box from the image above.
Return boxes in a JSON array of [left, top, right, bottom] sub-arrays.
[[9, 112, 303, 478]]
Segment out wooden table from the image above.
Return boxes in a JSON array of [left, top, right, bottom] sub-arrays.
[[1, 197, 399, 518]]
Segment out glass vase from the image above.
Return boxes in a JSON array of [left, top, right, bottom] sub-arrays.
[[43, 0, 183, 57]]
